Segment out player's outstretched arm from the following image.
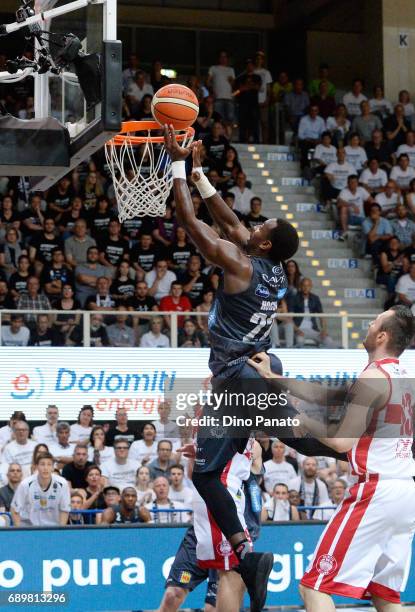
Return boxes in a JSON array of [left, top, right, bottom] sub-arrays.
[[191, 140, 250, 247]]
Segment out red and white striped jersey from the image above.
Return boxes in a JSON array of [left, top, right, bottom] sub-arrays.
[[348, 358, 415, 478], [221, 437, 255, 489]]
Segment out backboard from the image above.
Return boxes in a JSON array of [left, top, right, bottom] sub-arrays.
[[0, 0, 122, 189]]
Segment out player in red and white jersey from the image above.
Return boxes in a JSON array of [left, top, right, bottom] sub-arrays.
[[248, 306, 415, 612]]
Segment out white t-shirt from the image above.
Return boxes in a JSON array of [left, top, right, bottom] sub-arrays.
[[263, 497, 291, 521], [152, 420, 180, 442], [300, 298, 313, 331], [369, 97, 393, 117], [254, 68, 272, 104], [11, 473, 70, 526], [87, 445, 115, 464], [129, 439, 158, 465], [326, 116, 350, 136], [3, 439, 37, 477], [359, 167, 388, 190], [403, 102, 415, 117], [144, 269, 177, 302], [229, 186, 256, 215], [338, 186, 370, 216], [375, 191, 399, 215], [48, 442, 75, 461], [342, 92, 367, 116], [390, 165, 415, 189], [169, 485, 193, 508], [1, 326, 30, 347], [313, 144, 337, 166], [139, 331, 170, 348], [263, 459, 297, 493], [126, 81, 154, 103], [324, 162, 355, 190], [32, 423, 58, 445], [208, 65, 235, 100], [396, 274, 415, 302], [102, 458, 140, 492], [0, 425, 12, 450], [145, 499, 190, 524], [69, 424, 92, 444], [344, 145, 368, 171], [396, 144, 415, 168]]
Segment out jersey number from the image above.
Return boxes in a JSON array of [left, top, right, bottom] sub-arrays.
[[243, 312, 277, 342]]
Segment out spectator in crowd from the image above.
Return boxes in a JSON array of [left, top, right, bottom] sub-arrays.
[[310, 80, 336, 120], [21, 193, 45, 237], [234, 58, 261, 143], [9, 254, 30, 303], [297, 104, 326, 169], [41, 247, 73, 301], [254, 50, 273, 143], [375, 179, 401, 218], [58, 196, 86, 237], [207, 51, 235, 140], [271, 70, 292, 104], [377, 237, 407, 296], [359, 158, 388, 195], [70, 405, 94, 444], [89, 195, 114, 239], [289, 457, 331, 519], [128, 281, 158, 337], [110, 261, 135, 306], [48, 421, 75, 469], [395, 130, 415, 167], [106, 407, 137, 447], [81, 465, 106, 523], [159, 281, 192, 330], [1, 314, 30, 346], [99, 219, 129, 271], [385, 104, 411, 149], [29, 314, 63, 347], [362, 204, 393, 260], [132, 233, 162, 279], [145, 259, 177, 303], [0, 227, 26, 278], [0, 279, 14, 310], [0, 411, 26, 451], [62, 444, 93, 490], [167, 227, 195, 274], [284, 259, 303, 301], [101, 486, 151, 524], [17, 276, 51, 326], [217, 146, 242, 190], [87, 425, 114, 465], [312, 131, 337, 174], [135, 465, 153, 505], [168, 464, 193, 507], [343, 79, 367, 118], [326, 103, 350, 145], [178, 317, 207, 347], [85, 276, 116, 312], [3, 421, 36, 478], [285, 78, 309, 129], [395, 261, 415, 308], [11, 452, 70, 526], [145, 476, 190, 524], [222, 191, 244, 221], [399, 89, 415, 119], [369, 85, 393, 118], [90, 313, 110, 347], [102, 438, 140, 492], [0, 463, 22, 511], [202, 121, 229, 164], [364, 129, 393, 173], [122, 54, 140, 92], [309, 63, 336, 98], [31, 443, 49, 475], [406, 179, 415, 216], [291, 278, 337, 347], [129, 423, 158, 465], [29, 217, 63, 272], [229, 172, 256, 215], [64, 218, 96, 268], [337, 174, 374, 238], [32, 404, 59, 445], [403, 233, 415, 263], [107, 309, 135, 347], [270, 298, 294, 348], [244, 197, 268, 229], [391, 203, 415, 247], [127, 70, 154, 115], [196, 289, 214, 334], [139, 316, 170, 348], [263, 440, 297, 493], [68, 491, 86, 525], [0, 195, 20, 239], [319, 478, 348, 520], [148, 440, 176, 480], [351, 100, 382, 144], [150, 60, 169, 93], [344, 132, 368, 173], [322, 147, 355, 205], [75, 246, 111, 307], [181, 254, 210, 307], [261, 483, 300, 522], [152, 401, 180, 441], [390, 153, 415, 193], [102, 485, 121, 509], [288, 489, 307, 520]]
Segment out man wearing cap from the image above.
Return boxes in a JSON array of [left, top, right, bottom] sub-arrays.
[[254, 50, 273, 143], [102, 485, 121, 509], [234, 59, 262, 143]]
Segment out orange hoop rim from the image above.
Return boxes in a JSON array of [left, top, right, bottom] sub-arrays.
[[106, 120, 195, 146]]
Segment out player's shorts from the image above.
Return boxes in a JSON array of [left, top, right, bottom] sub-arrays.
[[301, 476, 415, 603], [193, 474, 251, 571], [165, 525, 217, 605]]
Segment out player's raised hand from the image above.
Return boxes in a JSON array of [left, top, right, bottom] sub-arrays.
[[191, 140, 204, 181], [163, 124, 194, 161], [176, 442, 196, 458], [247, 352, 275, 378]]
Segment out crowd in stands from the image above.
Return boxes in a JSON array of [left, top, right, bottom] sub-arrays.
[[0, 405, 350, 527]]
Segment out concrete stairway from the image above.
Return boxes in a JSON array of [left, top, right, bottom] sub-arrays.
[[234, 144, 385, 348]]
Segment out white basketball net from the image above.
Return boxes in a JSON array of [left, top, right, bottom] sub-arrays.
[[105, 128, 193, 221]]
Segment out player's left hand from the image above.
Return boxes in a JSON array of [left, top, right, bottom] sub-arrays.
[[177, 442, 196, 458], [247, 352, 274, 378], [191, 140, 204, 180], [164, 124, 194, 161]]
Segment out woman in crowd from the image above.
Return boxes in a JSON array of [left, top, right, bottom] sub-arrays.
[[0, 227, 26, 278], [31, 444, 49, 474], [217, 146, 242, 190], [178, 318, 207, 348], [135, 465, 153, 505], [326, 103, 351, 146], [8, 254, 31, 303], [70, 405, 94, 444], [137, 94, 153, 121], [81, 172, 104, 211], [87, 425, 114, 465], [0, 195, 20, 240], [129, 423, 158, 465], [261, 483, 300, 522], [110, 261, 136, 306], [152, 203, 177, 248], [405, 178, 415, 216], [88, 195, 114, 239], [288, 489, 307, 520], [196, 289, 214, 334], [344, 132, 368, 173], [167, 226, 195, 274], [82, 465, 106, 524], [53, 283, 81, 346], [377, 236, 408, 298], [284, 259, 302, 302], [399, 89, 415, 119]]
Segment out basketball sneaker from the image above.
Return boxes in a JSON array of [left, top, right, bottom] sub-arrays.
[[238, 551, 274, 612]]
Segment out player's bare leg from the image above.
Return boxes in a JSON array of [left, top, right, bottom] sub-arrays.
[[216, 570, 245, 612], [372, 596, 403, 612], [157, 585, 186, 612], [299, 584, 336, 612]]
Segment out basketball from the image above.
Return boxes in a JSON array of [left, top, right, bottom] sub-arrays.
[[151, 84, 199, 130]]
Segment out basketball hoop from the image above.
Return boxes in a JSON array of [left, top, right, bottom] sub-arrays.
[[105, 120, 194, 221]]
